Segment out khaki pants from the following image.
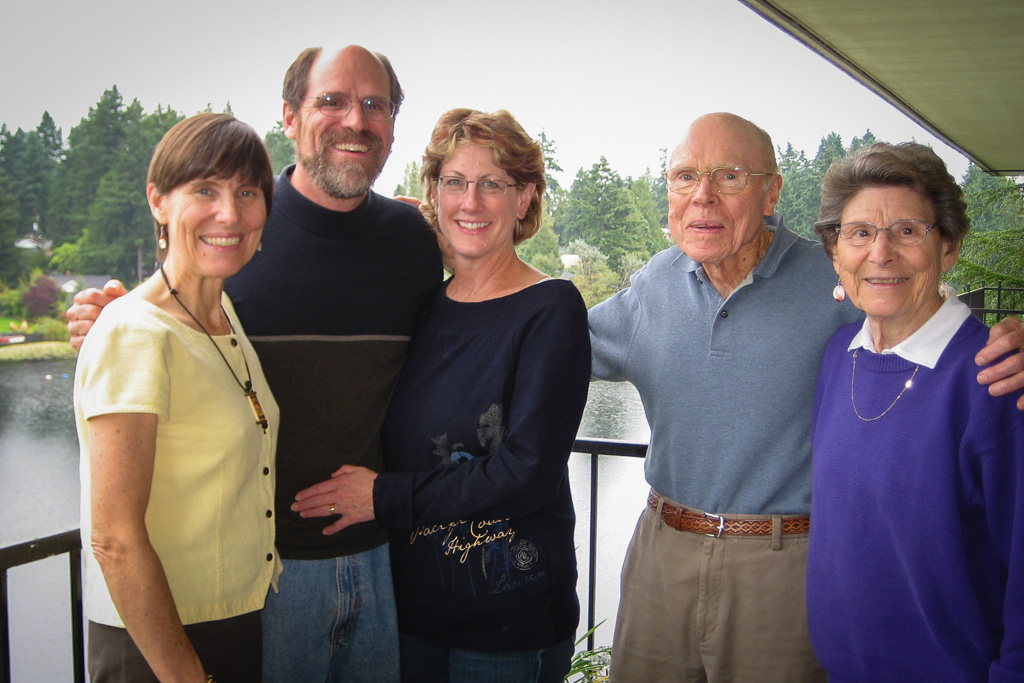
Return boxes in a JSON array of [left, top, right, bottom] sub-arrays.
[[609, 495, 825, 683]]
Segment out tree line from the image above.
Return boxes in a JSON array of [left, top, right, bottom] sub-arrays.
[[1, 87, 1022, 315]]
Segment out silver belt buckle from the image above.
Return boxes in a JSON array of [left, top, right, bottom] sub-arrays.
[[705, 513, 726, 538]]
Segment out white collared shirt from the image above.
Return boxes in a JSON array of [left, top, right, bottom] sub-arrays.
[[847, 283, 972, 369]]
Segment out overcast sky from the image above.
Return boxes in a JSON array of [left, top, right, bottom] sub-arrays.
[[2, 0, 971, 198]]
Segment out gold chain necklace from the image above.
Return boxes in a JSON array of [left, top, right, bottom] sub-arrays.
[[160, 265, 268, 433], [850, 349, 919, 422]]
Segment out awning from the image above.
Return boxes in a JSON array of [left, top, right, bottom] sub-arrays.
[[738, 0, 1024, 175]]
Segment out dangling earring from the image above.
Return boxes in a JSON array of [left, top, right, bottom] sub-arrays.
[[832, 278, 846, 302], [257, 242, 262, 252], [158, 225, 168, 251]]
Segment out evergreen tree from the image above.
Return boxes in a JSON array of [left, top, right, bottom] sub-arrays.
[[538, 131, 566, 217], [948, 228, 1024, 288], [0, 173, 24, 285], [393, 161, 424, 199], [49, 103, 181, 283], [961, 164, 1024, 233], [48, 87, 131, 246], [556, 158, 652, 272], [264, 122, 294, 175], [848, 130, 878, 153], [628, 172, 670, 257], [0, 117, 62, 238], [775, 143, 818, 238], [652, 148, 669, 231], [516, 220, 562, 277]]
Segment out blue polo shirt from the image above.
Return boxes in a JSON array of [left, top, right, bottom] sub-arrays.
[[589, 217, 861, 514]]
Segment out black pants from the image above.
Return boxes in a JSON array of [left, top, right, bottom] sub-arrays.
[[88, 611, 261, 682]]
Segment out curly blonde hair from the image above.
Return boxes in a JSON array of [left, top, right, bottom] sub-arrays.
[[419, 109, 545, 245]]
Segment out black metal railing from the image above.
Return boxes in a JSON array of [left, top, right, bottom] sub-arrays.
[[958, 282, 1024, 324], [0, 530, 85, 683], [571, 438, 647, 651], [0, 438, 648, 678]]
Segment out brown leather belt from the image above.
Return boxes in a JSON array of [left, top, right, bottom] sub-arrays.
[[647, 491, 810, 537]]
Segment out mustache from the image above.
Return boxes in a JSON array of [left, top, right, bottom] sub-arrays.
[[321, 129, 381, 151]]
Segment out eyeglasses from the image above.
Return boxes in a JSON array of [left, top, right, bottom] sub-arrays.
[[306, 93, 396, 121], [835, 220, 935, 247], [665, 166, 775, 195], [435, 176, 521, 196]]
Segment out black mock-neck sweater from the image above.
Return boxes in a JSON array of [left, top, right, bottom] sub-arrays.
[[226, 167, 442, 560]]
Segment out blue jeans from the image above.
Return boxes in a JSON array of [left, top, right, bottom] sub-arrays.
[[262, 544, 399, 682], [398, 632, 574, 683]]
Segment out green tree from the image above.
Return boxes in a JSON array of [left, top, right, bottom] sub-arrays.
[[0, 173, 25, 285], [0, 115, 61, 238], [393, 161, 424, 199], [628, 172, 671, 257], [848, 130, 878, 153], [538, 131, 566, 217], [652, 148, 669, 231], [264, 122, 294, 175], [49, 103, 181, 283], [948, 228, 1024, 288], [517, 220, 562, 277], [617, 252, 648, 289], [48, 87, 131, 246], [775, 143, 818, 238], [567, 238, 619, 308], [556, 158, 652, 272], [961, 164, 1024, 233]]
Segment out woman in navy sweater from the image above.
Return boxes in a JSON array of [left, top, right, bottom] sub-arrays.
[[292, 108, 590, 681], [807, 142, 1024, 681]]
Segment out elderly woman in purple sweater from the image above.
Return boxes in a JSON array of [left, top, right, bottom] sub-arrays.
[[806, 142, 1023, 681]]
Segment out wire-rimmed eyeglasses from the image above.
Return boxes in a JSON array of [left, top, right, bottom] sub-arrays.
[[306, 93, 396, 121], [665, 166, 775, 195], [435, 176, 522, 196], [835, 220, 936, 247]]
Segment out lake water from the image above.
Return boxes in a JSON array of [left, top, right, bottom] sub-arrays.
[[0, 359, 650, 679]]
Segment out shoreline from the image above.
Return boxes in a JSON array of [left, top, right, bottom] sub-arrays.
[[0, 342, 78, 362]]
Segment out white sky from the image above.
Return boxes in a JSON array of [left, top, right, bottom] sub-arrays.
[[1, 0, 971, 199]]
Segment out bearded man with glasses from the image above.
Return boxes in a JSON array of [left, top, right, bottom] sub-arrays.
[[588, 112, 1024, 682]]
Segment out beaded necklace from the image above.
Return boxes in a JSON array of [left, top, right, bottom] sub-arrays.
[[159, 265, 268, 433]]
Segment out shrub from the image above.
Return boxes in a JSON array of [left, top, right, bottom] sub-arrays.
[[34, 316, 70, 342], [0, 287, 26, 319], [22, 274, 61, 318]]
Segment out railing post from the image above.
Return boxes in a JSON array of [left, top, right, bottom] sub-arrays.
[[0, 531, 85, 681], [1, 568, 10, 683], [70, 548, 85, 683], [588, 450, 599, 652]]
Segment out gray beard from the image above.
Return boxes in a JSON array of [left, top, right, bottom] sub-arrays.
[[296, 129, 389, 200]]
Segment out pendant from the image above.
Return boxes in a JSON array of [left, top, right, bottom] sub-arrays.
[[246, 389, 269, 433]]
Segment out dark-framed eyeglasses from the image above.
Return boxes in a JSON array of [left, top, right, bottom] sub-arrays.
[[665, 166, 775, 195], [435, 176, 521, 196], [306, 93, 396, 121], [835, 220, 936, 247]]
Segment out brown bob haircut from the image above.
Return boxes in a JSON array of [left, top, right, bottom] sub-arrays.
[[813, 141, 969, 258], [148, 112, 274, 261], [281, 47, 404, 119], [419, 108, 546, 245]]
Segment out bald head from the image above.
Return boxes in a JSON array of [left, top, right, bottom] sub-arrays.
[[670, 113, 778, 175], [282, 45, 403, 117]]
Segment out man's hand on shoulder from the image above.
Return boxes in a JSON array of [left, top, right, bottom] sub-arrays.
[[976, 315, 1024, 410], [67, 280, 128, 350], [392, 195, 422, 209]]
